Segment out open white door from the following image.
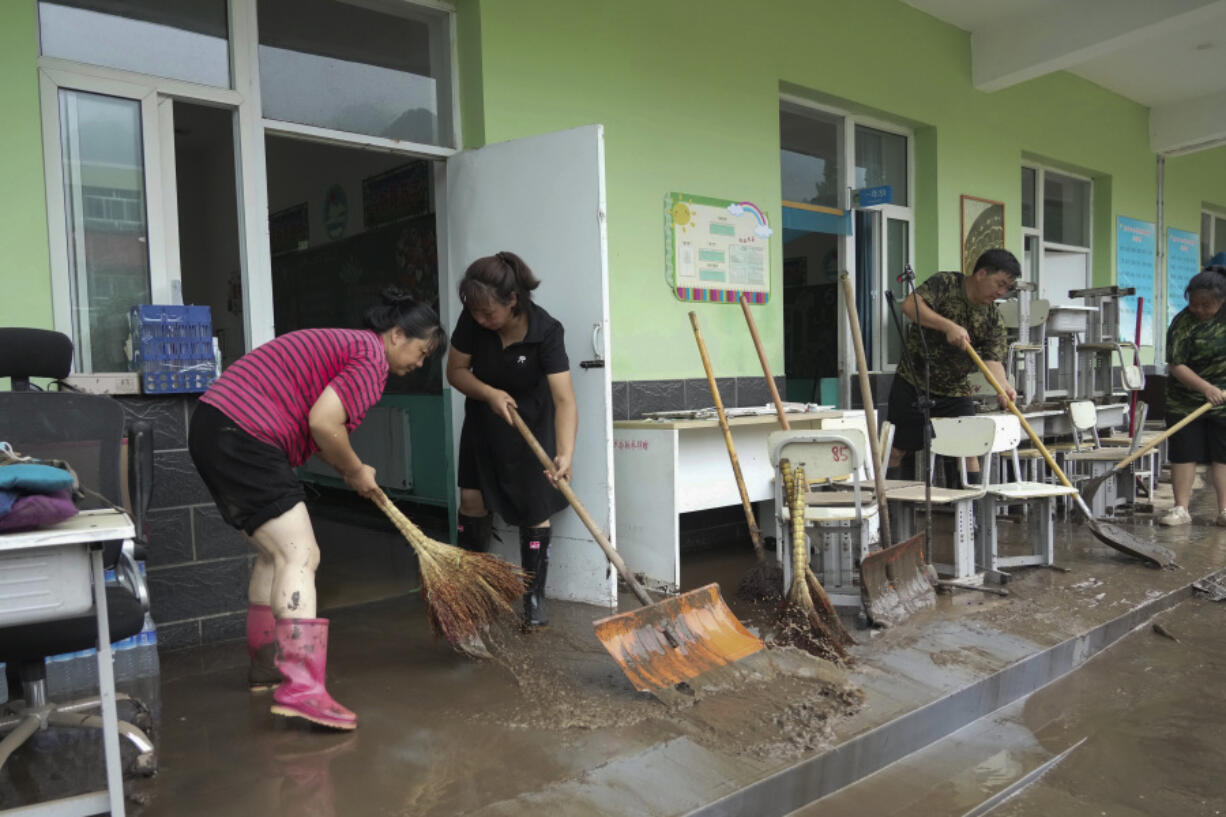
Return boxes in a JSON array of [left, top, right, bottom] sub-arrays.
[[442, 125, 615, 608]]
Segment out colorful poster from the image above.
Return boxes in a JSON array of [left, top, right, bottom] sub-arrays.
[[666, 192, 772, 303], [1168, 228, 1200, 325], [1116, 216, 1155, 344]]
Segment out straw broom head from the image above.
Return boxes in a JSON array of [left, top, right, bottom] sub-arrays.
[[373, 491, 527, 646], [772, 464, 849, 662]]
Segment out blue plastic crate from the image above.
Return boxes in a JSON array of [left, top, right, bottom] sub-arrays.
[[129, 305, 217, 394]]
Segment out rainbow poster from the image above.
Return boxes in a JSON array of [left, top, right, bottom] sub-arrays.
[[665, 192, 772, 303]]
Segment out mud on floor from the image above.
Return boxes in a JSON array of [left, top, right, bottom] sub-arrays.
[[465, 611, 863, 762]]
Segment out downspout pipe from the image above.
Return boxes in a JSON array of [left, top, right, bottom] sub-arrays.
[[1155, 155, 1166, 370]]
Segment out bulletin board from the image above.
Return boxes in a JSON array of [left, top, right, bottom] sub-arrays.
[[666, 192, 772, 303], [1116, 216, 1155, 344], [1167, 228, 1200, 325]]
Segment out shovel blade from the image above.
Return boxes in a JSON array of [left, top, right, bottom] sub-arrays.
[[859, 533, 936, 627], [593, 583, 765, 693], [1088, 518, 1177, 568]]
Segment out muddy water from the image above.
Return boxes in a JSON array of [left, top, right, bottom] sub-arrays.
[[796, 595, 1226, 816], [992, 597, 1226, 816]]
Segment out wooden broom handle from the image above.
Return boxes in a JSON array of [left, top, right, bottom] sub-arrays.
[[370, 488, 428, 548], [964, 344, 1074, 488], [507, 408, 655, 609], [688, 311, 766, 560], [840, 273, 892, 547], [739, 295, 790, 430], [1112, 401, 1212, 471]]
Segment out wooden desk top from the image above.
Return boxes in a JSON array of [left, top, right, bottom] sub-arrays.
[[614, 411, 843, 431]]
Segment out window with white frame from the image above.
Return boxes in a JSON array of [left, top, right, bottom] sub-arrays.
[[38, 0, 456, 375], [1021, 164, 1093, 306], [779, 98, 913, 395], [1202, 210, 1226, 265]]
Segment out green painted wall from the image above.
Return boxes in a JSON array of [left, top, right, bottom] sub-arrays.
[[0, 0, 1219, 388], [1165, 145, 1226, 239], [0, 4, 53, 332], [471, 0, 1163, 381]]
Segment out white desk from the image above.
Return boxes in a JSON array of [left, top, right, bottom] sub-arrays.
[[613, 412, 840, 592], [0, 509, 134, 817]]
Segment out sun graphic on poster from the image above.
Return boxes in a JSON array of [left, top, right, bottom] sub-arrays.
[[671, 200, 694, 232]]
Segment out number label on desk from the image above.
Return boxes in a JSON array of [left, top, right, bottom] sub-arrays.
[[831, 444, 851, 463]]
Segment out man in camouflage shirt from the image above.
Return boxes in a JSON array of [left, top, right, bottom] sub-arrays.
[[886, 249, 1020, 475]]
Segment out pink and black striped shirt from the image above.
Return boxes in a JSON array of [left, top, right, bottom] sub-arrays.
[[200, 329, 389, 467]]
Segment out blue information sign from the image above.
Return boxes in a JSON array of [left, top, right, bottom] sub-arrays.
[[1168, 228, 1200, 325], [853, 185, 892, 208], [1116, 216, 1155, 345]]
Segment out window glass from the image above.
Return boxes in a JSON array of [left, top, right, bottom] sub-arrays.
[[59, 90, 152, 373], [259, 0, 447, 146], [1021, 167, 1036, 228], [1215, 215, 1226, 261], [1042, 171, 1090, 247], [855, 125, 907, 205], [1023, 234, 1040, 286], [39, 0, 229, 88], [780, 106, 841, 209]]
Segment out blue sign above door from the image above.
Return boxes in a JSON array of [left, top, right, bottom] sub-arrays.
[[852, 185, 892, 208]]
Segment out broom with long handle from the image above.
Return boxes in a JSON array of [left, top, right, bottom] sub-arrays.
[[738, 296, 855, 646], [688, 312, 781, 599], [370, 489, 527, 655]]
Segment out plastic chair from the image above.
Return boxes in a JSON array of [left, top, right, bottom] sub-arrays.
[[769, 428, 877, 609], [884, 418, 989, 582], [946, 414, 1077, 581]]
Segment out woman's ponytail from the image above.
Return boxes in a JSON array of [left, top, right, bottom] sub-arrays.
[[460, 251, 540, 315]]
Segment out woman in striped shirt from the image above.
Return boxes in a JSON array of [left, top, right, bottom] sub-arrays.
[[188, 289, 446, 730]]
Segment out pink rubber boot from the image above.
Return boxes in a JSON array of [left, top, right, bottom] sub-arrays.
[[270, 619, 357, 730], [247, 604, 281, 692]]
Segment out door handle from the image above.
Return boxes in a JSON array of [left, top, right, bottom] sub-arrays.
[[581, 322, 604, 369]]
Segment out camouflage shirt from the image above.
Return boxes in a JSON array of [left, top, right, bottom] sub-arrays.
[[895, 270, 1007, 397], [1165, 307, 1226, 416]]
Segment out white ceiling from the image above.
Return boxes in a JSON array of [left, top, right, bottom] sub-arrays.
[[901, 0, 1226, 153]]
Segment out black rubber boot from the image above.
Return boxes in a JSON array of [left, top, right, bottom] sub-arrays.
[[457, 513, 492, 553], [519, 526, 551, 629]]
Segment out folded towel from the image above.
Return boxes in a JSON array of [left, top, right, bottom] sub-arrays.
[[0, 490, 78, 533]]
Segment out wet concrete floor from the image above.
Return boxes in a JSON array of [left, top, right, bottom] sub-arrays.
[[795, 595, 1226, 816], [4, 477, 1226, 815]]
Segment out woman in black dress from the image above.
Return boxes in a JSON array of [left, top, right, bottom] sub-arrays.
[[446, 251, 577, 628]]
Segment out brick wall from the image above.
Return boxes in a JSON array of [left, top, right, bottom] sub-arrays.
[[117, 397, 251, 652]]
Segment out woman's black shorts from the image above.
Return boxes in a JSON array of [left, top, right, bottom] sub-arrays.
[[188, 402, 305, 535], [1166, 410, 1226, 464]]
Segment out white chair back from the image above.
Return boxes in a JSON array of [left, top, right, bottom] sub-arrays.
[[1067, 400, 1101, 449], [768, 429, 864, 481], [1029, 299, 1052, 328], [986, 414, 1023, 453], [930, 415, 998, 489], [821, 415, 879, 480], [1120, 364, 1144, 391], [998, 298, 1051, 329], [966, 368, 1015, 402], [930, 416, 997, 459]]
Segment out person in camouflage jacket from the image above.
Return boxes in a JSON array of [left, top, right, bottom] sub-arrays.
[[1159, 264, 1226, 527], [886, 249, 1020, 476]]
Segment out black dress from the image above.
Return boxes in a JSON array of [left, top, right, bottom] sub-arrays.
[[453, 302, 570, 527]]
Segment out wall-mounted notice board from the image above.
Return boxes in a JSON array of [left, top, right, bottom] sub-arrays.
[[666, 192, 772, 303]]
